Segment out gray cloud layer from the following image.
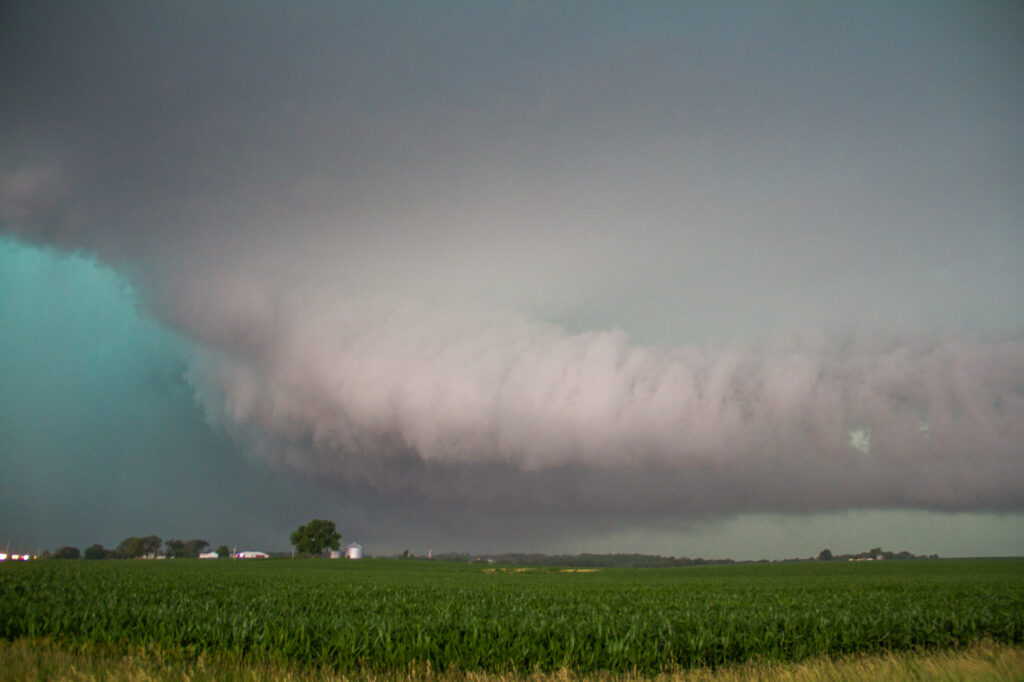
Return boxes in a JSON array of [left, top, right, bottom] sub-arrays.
[[3, 2, 1023, 537], [181, 296, 1024, 515]]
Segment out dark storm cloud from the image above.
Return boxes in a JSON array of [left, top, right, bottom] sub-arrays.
[[2, 2, 1023, 547]]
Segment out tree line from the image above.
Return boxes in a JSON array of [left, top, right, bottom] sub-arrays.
[[46, 519, 343, 560], [419, 547, 939, 567], [49, 536, 233, 560]]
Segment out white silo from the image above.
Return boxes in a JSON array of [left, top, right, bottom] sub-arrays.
[[345, 542, 363, 559]]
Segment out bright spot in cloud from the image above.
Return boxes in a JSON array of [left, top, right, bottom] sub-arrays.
[[848, 427, 871, 455]]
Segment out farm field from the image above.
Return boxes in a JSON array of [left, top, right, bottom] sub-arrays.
[[1, 558, 1022, 677]]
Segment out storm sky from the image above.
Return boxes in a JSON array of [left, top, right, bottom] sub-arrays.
[[2, 2, 1023, 558]]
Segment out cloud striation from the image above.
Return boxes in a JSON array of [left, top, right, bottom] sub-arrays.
[[180, 295, 1024, 518]]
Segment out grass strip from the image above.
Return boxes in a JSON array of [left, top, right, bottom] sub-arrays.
[[1, 638, 1023, 682]]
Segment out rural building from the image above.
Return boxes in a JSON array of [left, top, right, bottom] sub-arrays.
[[235, 550, 270, 559], [345, 543, 363, 559]]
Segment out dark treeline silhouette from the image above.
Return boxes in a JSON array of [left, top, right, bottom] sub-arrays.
[[48, 536, 228, 559], [423, 547, 938, 567], [817, 547, 938, 562], [426, 552, 735, 567], [43, 541, 937, 564]]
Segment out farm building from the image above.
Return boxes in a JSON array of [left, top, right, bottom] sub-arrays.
[[235, 550, 270, 559], [345, 543, 363, 559]]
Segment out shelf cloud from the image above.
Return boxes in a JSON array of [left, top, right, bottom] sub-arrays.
[[180, 294, 1024, 516], [2, 2, 1022, 549]]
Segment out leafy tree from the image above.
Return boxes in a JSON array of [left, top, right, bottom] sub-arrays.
[[114, 537, 137, 558], [54, 546, 80, 559], [165, 539, 186, 558], [290, 519, 341, 556], [116, 535, 162, 559], [818, 548, 833, 561], [165, 538, 210, 558], [141, 535, 162, 557], [216, 544, 230, 558], [84, 544, 111, 560]]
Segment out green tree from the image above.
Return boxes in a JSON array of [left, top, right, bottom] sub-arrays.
[[189, 539, 210, 556], [290, 519, 341, 556], [216, 544, 230, 558], [818, 548, 833, 561], [115, 537, 139, 558], [165, 539, 186, 558], [84, 544, 111, 560], [54, 546, 80, 559], [116, 535, 162, 559], [141, 535, 162, 557], [164, 538, 209, 558]]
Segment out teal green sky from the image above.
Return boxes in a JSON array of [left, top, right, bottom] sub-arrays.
[[0, 239, 364, 553], [2, 3, 1022, 557]]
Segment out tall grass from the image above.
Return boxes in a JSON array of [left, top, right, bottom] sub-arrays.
[[1, 638, 1022, 681]]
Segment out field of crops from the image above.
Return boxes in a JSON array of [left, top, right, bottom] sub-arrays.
[[1, 558, 1022, 674]]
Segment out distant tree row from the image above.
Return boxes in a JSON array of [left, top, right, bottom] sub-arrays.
[[421, 548, 940, 567], [817, 547, 938, 561], [428, 552, 741, 568], [50, 536, 232, 560], [47, 518, 344, 560]]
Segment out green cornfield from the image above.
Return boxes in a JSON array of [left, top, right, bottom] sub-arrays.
[[1, 558, 1022, 674]]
